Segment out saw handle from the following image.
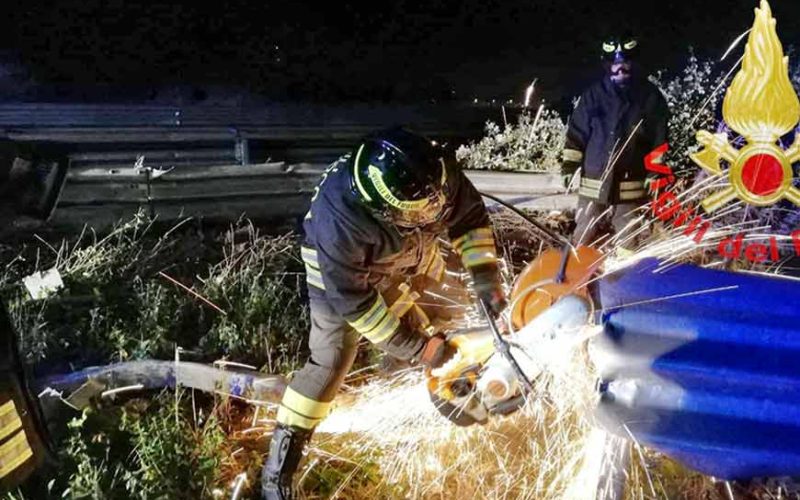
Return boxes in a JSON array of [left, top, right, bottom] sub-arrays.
[[479, 299, 535, 394]]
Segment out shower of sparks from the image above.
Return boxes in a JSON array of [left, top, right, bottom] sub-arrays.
[[213, 360, 258, 371], [291, 340, 606, 500], [528, 103, 546, 144], [236, 64, 799, 497], [229, 473, 247, 500], [101, 384, 145, 398], [721, 29, 752, 62], [688, 55, 744, 128], [524, 79, 538, 108], [292, 162, 796, 499], [605, 120, 643, 178], [239, 254, 611, 498], [234, 196, 795, 498]]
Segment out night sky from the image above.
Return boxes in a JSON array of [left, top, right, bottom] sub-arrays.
[[2, 0, 800, 105]]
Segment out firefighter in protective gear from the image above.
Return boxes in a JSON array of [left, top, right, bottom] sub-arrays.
[[261, 128, 506, 500], [562, 35, 669, 250]]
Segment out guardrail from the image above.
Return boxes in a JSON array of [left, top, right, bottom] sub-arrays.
[[0, 101, 573, 229], [52, 162, 576, 228]]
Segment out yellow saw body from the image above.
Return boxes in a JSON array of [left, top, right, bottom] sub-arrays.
[[425, 245, 603, 423]]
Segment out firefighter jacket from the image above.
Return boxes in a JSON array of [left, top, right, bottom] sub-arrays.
[[562, 77, 669, 205], [301, 155, 500, 361]]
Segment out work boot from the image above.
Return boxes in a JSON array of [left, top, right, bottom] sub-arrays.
[[261, 423, 313, 500]]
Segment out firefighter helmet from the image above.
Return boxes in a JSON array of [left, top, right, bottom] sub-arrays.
[[350, 128, 451, 228]]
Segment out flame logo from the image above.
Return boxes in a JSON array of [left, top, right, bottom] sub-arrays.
[[691, 0, 800, 212], [723, 1, 800, 142]]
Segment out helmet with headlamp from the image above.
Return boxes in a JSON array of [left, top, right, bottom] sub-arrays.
[[350, 128, 452, 229], [601, 35, 639, 63]]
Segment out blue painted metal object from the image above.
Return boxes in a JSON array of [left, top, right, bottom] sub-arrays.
[[37, 360, 286, 407], [593, 258, 800, 479]]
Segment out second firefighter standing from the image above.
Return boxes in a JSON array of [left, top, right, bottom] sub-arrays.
[[562, 34, 669, 251]]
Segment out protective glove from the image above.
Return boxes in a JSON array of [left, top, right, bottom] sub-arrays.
[[418, 334, 457, 369], [470, 262, 508, 319], [476, 283, 507, 319]]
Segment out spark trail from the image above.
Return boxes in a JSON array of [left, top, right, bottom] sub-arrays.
[[278, 323, 611, 500]]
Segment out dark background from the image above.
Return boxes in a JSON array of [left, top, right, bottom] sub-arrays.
[[0, 0, 798, 106]]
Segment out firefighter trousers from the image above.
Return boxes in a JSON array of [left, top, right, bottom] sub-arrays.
[[275, 299, 359, 430], [572, 197, 645, 250]]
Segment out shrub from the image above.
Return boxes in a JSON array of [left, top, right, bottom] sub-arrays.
[[650, 51, 727, 175], [198, 223, 309, 372], [456, 107, 566, 173], [53, 391, 226, 499]]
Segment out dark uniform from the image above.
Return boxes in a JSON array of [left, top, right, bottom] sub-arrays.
[[277, 153, 500, 430], [563, 77, 669, 247]]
